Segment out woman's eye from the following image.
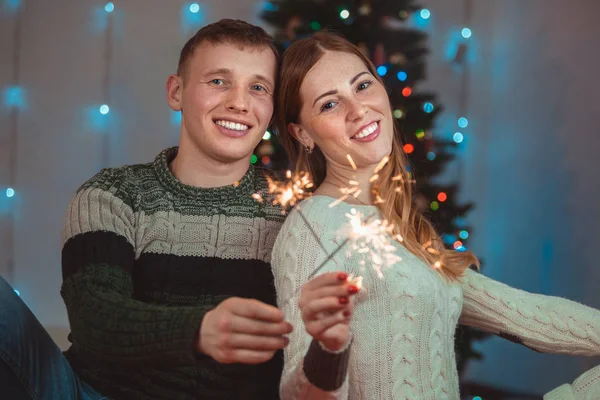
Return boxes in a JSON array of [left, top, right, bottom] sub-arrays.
[[357, 80, 373, 91], [320, 101, 335, 112]]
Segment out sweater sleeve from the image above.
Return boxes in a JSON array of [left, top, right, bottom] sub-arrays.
[[544, 364, 600, 400], [271, 208, 350, 400], [459, 268, 600, 356], [61, 176, 209, 367]]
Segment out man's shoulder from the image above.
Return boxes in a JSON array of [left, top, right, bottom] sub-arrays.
[[76, 160, 155, 199]]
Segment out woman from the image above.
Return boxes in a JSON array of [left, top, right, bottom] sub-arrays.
[[271, 32, 600, 399]]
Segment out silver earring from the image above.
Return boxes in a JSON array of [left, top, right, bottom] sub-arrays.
[[305, 146, 313, 154]]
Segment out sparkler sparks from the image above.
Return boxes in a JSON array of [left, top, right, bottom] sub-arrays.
[[345, 209, 401, 278], [254, 170, 314, 213]]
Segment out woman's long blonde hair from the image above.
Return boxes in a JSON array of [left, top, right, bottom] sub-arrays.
[[276, 32, 479, 280]]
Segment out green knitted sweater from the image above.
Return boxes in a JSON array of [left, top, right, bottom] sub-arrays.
[[60, 147, 285, 400]]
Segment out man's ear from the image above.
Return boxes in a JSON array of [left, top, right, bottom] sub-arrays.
[[288, 122, 314, 151], [166, 74, 183, 112]]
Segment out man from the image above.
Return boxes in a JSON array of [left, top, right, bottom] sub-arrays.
[[0, 19, 292, 399]]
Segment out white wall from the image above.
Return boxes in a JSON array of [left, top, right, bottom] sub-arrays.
[[1, 0, 599, 394], [422, 0, 600, 393]]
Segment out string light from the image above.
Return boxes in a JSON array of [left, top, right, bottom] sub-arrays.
[[189, 3, 200, 13], [453, 132, 464, 143], [99, 104, 110, 115], [420, 9, 431, 19], [377, 65, 387, 76], [310, 21, 321, 30], [393, 109, 404, 119], [458, 117, 469, 128], [461, 28, 472, 38], [250, 154, 258, 164], [403, 143, 414, 154], [14, 289, 20, 296], [6, 188, 15, 198], [262, 131, 271, 140], [460, 230, 469, 239], [402, 87, 412, 97], [423, 102, 434, 113], [262, 156, 271, 165], [340, 9, 350, 19], [3, 86, 26, 109], [437, 192, 447, 202], [415, 129, 425, 139], [430, 201, 439, 211], [427, 152, 436, 161], [396, 71, 407, 81], [263, 2, 278, 12], [443, 234, 457, 245], [104, 2, 114, 12]]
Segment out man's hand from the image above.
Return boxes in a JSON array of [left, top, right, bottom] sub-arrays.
[[197, 297, 293, 364]]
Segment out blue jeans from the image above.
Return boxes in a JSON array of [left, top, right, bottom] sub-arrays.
[[0, 276, 107, 400]]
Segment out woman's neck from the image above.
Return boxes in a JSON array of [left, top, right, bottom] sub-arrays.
[[316, 166, 376, 206]]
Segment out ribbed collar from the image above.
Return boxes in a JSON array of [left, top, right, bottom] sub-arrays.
[[152, 147, 256, 202]]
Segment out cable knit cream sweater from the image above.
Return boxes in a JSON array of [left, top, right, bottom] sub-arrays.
[[271, 196, 600, 400]]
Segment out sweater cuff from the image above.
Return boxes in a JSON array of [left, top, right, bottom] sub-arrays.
[[167, 307, 210, 364], [544, 384, 575, 400], [303, 338, 352, 391]]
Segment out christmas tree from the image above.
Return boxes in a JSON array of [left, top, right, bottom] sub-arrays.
[[256, 0, 489, 377]]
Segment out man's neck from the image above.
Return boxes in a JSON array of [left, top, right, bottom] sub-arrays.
[[170, 144, 250, 189]]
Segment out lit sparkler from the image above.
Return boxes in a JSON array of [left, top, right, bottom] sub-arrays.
[[345, 208, 402, 278], [255, 170, 314, 213]]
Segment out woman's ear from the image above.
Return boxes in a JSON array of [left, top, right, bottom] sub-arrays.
[[288, 122, 314, 151]]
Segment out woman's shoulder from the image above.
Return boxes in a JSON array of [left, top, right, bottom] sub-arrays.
[[286, 195, 370, 227]]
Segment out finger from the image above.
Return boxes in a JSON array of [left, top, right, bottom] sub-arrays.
[[229, 315, 293, 336], [228, 333, 289, 351], [219, 349, 277, 365], [308, 283, 360, 301], [231, 298, 285, 322], [306, 311, 350, 337], [304, 271, 350, 292], [302, 297, 349, 321]]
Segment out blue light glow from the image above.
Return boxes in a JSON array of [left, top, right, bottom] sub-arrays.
[[3, 86, 27, 109], [14, 289, 20, 296], [263, 2, 278, 12], [376, 65, 387, 76], [443, 234, 458, 245], [420, 9, 431, 19], [423, 102, 434, 113], [6, 188, 15, 198], [104, 2, 114, 12], [171, 110, 182, 126], [462, 28, 472, 39], [453, 132, 464, 143], [181, 3, 205, 34], [396, 71, 407, 81], [99, 104, 110, 115], [460, 230, 469, 239], [426, 152, 436, 161], [5, 0, 21, 12], [458, 117, 469, 128]]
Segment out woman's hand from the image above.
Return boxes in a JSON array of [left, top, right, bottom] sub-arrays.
[[298, 272, 359, 352]]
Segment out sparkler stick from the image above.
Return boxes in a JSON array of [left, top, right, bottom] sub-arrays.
[[279, 212, 378, 307]]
